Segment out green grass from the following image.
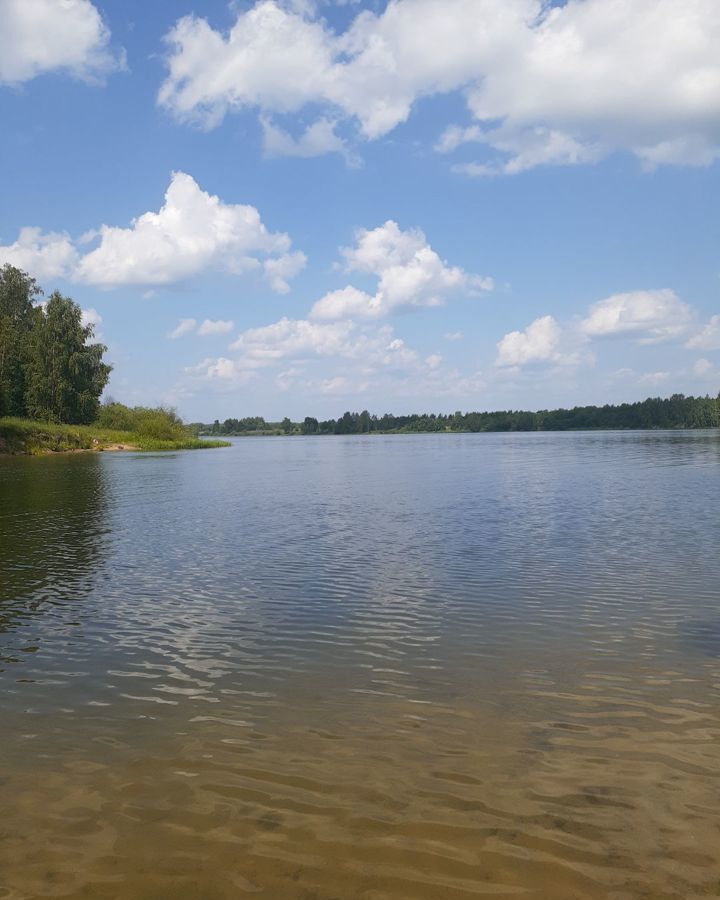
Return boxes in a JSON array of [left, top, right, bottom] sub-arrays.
[[0, 417, 230, 455]]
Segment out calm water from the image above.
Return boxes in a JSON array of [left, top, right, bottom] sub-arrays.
[[1, 431, 720, 900]]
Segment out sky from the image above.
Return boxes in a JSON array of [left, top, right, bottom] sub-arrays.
[[0, 0, 719, 422]]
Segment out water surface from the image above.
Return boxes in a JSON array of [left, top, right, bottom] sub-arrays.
[[2, 432, 720, 899]]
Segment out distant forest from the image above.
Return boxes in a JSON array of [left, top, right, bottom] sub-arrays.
[[199, 392, 720, 437]]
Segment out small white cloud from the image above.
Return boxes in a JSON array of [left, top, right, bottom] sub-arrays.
[[435, 124, 483, 154], [0, 0, 124, 86], [453, 127, 604, 176], [693, 357, 714, 376], [580, 289, 693, 344], [685, 315, 720, 350], [197, 319, 234, 336], [263, 250, 307, 294], [168, 317, 197, 339], [261, 115, 355, 162], [496, 315, 567, 367], [444, 331, 464, 341], [230, 316, 355, 361], [310, 220, 492, 320], [184, 356, 257, 385], [311, 285, 379, 320], [0, 226, 78, 280], [639, 371, 670, 386]]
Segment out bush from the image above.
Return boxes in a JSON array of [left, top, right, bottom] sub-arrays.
[[96, 401, 137, 431], [132, 407, 186, 441], [97, 402, 187, 440]]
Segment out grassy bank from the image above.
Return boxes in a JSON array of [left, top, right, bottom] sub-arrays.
[[0, 417, 230, 456]]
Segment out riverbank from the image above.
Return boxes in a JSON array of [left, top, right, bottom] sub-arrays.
[[0, 418, 230, 456]]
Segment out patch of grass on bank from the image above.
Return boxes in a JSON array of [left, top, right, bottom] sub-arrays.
[[0, 416, 230, 456]]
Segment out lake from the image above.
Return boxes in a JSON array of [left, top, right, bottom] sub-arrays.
[[1, 431, 720, 900]]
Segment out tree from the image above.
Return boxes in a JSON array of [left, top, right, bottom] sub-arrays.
[[23, 291, 111, 423], [0, 265, 41, 417], [301, 416, 319, 435], [281, 416, 294, 434]]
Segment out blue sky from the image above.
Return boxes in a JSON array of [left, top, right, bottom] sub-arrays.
[[1, 0, 719, 421]]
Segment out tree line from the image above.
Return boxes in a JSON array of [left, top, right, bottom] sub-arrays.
[[0, 265, 111, 423], [201, 392, 720, 437]]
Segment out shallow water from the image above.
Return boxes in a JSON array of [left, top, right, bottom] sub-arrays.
[[1, 431, 720, 900]]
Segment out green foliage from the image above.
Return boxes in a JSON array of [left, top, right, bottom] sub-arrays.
[[0, 266, 110, 424], [0, 414, 230, 455], [95, 400, 137, 431], [198, 393, 720, 437], [95, 401, 229, 449], [301, 416, 319, 435], [0, 265, 42, 417], [98, 402, 186, 441]]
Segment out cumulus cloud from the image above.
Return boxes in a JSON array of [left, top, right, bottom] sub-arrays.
[[184, 312, 482, 403], [168, 318, 198, 339], [1, 173, 305, 291], [0, 0, 123, 85], [159, 0, 720, 171], [263, 250, 307, 294], [310, 220, 492, 319], [184, 356, 258, 386], [496, 287, 701, 372], [261, 115, 355, 162], [197, 319, 234, 336], [75, 172, 304, 289], [230, 316, 356, 362], [0, 227, 78, 279], [685, 314, 720, 350], [580, 289, 693, 344], [496, 315, 572, 367]]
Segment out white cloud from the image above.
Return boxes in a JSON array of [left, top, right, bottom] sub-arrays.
[[80, 306, 102, 339], [639, 371, 670, 386], [496, 315, 570, 367], [310, 285, 378, 320], [75, 172, 303, 290], [197, 318, 234, 336], [261, 115, 354, 162], [226, 316, 423, 371], [2, 174, 305, 291], [0, 0, 123, 85], [685, 314, 720, 350], [580, 289, 693, 344], [693, 358, 714, 376], [159, 0, 720, 171], [435, 124, 484, 154], [168, 318, 197, 339], [184, 356, 257, 385], [230, 316, 356, 362], [0, 226, 78, 279], [444, 331, 464, 341], [310, 220, 492, 319], [263, 250, 307, 294]]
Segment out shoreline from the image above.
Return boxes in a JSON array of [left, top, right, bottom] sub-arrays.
[[0, 418, 229, 456]]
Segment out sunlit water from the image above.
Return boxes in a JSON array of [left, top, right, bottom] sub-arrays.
[[2, 431, 720, 900]]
